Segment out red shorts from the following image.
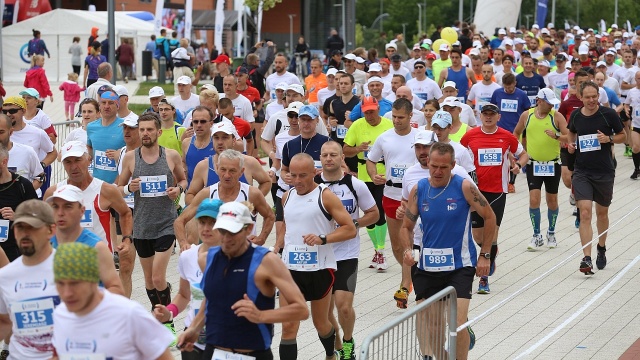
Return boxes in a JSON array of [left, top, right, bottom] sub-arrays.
[[382, 196, 401, 219]]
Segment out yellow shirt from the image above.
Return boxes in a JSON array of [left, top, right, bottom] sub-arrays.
[[449, 122, 468, 143], [305, 73, 328, 104], [343, 117, 394, 182], [158, 121, 187, 156]]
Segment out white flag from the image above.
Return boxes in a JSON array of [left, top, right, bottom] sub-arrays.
[[185, 0, 193, 40], [627, 20, 632, 33], [600, 19, 606, 34], [154, 0, 163, 35], [236, 9, 244, 58], [214, 0, 225, 53], [257, 1, 264, 42]]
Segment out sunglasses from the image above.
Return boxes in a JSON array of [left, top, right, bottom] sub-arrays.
[[414, 65, 425, 69], [1, 109, 21, 115], [287, 112, 299, 118], [192, 119, 210, 125]]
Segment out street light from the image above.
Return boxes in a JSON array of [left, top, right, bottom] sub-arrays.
[[334, 1, 346, 40], [525, 14, 532, 29], [402, 23, 407, 41], [417, 3, 423, 36], [288, 14, 296, 56]]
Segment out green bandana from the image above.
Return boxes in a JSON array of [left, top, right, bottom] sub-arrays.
[[54, 243, 100, 283]]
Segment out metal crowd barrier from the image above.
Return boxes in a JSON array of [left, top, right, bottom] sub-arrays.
[[51, 120, 82, 184], [360, 286, 457, 360]]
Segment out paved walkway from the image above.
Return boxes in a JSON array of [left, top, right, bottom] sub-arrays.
[[4, 79, 640, 359]]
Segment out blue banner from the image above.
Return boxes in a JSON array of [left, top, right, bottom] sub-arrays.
[[536, 0, 548, 28]]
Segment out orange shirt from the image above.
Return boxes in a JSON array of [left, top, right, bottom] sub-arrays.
[[305, 73, 328, 104]]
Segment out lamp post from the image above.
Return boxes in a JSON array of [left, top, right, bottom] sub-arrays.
[[402, 23, 407, 41], [525, 14, 532, 29], [334, 1, 346, 40], [288, 14, 296, 56]]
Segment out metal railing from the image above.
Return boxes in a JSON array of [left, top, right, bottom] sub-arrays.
[[51, 120, 82, 185], [360, 286, 457, 360]]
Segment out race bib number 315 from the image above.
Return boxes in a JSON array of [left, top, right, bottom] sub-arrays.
[[11, 298, 55, 336]]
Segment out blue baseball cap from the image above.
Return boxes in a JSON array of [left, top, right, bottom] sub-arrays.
[[431, 110, 453, 128], [100, 91, 120, 103], [195, 199, 224, 219], [19, 88, 40, 98], [635, 25, 640, 31], [298, 105, 319, 119]]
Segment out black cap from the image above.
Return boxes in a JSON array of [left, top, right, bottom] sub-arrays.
[[391, 54, 402, 62], [414, 60, 426, 67], [543, 47, 553, 55], [235, 66, 249, 75], [556, 54, 567, 62], [571, 58, 581, 64], [331, 49, 343, 56], [480, 103, 499, 114]]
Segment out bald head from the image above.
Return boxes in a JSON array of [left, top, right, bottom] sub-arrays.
[[290, 153, 315, 170], [395, 86, 413, 101], [0, 114, 11, 130]]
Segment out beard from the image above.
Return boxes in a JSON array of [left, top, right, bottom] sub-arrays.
[[19, 240, 36, 257]]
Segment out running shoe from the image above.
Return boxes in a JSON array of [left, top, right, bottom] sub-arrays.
[[0, 350, 9, 360], [394, 287, 409, 309], [164, 321, 177, 347], [596, 245, 607, 270], [508, 183, 515, 193], [625, 145, 632, 157], [547, 232, 557, 248], [477, 276, 490, 294], [468, 325, 476, 350], [569, 193, 575, 206], [377, 251, 388, 271], [113, 252, 120, 271], [527, 234, 544, 251], [572, 207, 578, 216], [575, 217, 580, 229], [630, 169, 640, 180], [333, 350, 342, 359], [580, 256, 594, 275], [341, 338, 355, 360], [369, 251, 379, 269]]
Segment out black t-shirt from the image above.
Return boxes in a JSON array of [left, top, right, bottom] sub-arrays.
[[0, 173, 38, 258], [282, 134, 331, 167], [569, 106, 624, 174], [322, 94, 340, 118], [214, 75, 224, 93], [327, 95, 360, 143]]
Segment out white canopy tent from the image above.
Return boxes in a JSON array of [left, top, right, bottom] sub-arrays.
[[2, 9, 156, 82]]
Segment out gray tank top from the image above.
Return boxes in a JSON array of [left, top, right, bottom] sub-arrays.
[[132, 146, 176, 239]]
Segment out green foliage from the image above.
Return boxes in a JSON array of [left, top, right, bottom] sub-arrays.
[[244, 0, 282, 11]]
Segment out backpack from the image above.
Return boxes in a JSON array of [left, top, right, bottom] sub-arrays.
[[27, 39, 43, 56], [314, 173, 359, 206]]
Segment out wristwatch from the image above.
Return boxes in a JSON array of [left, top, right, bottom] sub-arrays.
[[609, 135, 614, 143], [319, 234, 327, 245], [479, 252, 491, 259], [122, 235, 133, 243], [353, 219, 360, 229]]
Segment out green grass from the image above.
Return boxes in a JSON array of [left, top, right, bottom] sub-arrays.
[[135, 81, 175, 96], [129, 103, 151, 115]]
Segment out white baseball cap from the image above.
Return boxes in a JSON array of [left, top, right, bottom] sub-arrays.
[[537, 88, 560, 105], [469, 48, 480, 56], [472, 40, 483, 48], [573, 25, 580, 31], [286, 84, 305, 96], [120, 117, 138, 128], [355, 56, 365, 64], [46, 184, 84, 205], [275, 82, 288, 90], [578, 46, 589, 55], [498, 28, 507, 35], [413, 130, 437, 146], [605, 50, 616, 56], [577, 29, 585, 35], [611, 23, 618, 29], [112, 85, 129, 97], [503, 39, 514, 47], [366, 76, 383, 85], [615, 43, 622, 50], [515, 38, 527, 45], [326, 68, 338, 77], [538, 60, 551, 68], [596, 61, 607, 68], [343, 53, 357, 61], [439, 43, 450, 52], [368, 63, 382, 72], [532, 24, 540, 30], [200, 84, 217, 92], [509, 27, 517, 33], [385, 42, 397, 50], [541, 28, 550, 35], [149, 86, 165, 98], [213, 202, 254, 233], [211, 121, 238, 136], [286, 101, 304, 114], [61, 141, 87, 160], [177, 76, 192, 85], [442, 81, 458, 90], [547, 22, 555, 28], [441, 96, 461, 108]]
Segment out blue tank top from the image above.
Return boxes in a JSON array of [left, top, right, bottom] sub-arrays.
[[206, 156, 248, 186], [447, 67, 469, 102], [186, 136, 216, 186], [201, 244, 274, 350], [50, 229, 102, 249], [416, 175, 476, 271]]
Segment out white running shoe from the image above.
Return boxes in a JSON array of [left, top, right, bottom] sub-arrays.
[[527, 234, 544, 251], [547, 232, 557, 248], [377, 251, 389, 271], [569, 193, 576, 206], [369, 251, 378, 268]]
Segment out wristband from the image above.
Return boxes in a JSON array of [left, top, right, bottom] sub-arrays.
[[270, 167, 276, 173], [166, 303, 179, 318], [123, 184, 131, 195]]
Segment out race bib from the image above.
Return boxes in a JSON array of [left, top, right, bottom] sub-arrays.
[[634, 108, 640, 118], [270, 91, 276, 100], [11, 298, 55, 336], [314, 160, 322, 169], [527, 96, 536, 107], [578, 134, 601, 152], [478, 148, 502, 166], [0, 219, 9, 242], [422, 248, 455, 272], [59, 354, 106, 360], [340, 199, 356, 214], [80, 209, 93, 228], [533, 161, 555, 176], [457, 96, 465, 103], [140, 175, 168, 197], [500, 99, 518, 112], [336, 125, 348, 139], [389, 164, 407, 182], [212, 348, 256, 360], [124, 192, 135, 207], [94, 150, 116, 171], [286, 244, 319, 271]]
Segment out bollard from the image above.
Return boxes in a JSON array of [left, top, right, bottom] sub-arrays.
[[158, 56, 166, 84]]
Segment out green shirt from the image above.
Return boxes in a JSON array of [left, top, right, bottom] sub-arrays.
[[158, 121, 186, 156], [343, 117, 394, 182], [432, 58, 452, 84]]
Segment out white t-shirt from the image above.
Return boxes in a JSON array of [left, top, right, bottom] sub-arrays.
[[52, 290, 174, 359], [624, 87, 640, 128], [11, 123, 54, 161], [402, 164, 473, 245], [547, 70, 569, 99], [171, 93, 201, 115], [460, 103, 478, 127], [265, 102, 285, 122], [265, 71, 301, 101], [406, 77, 443, 105], [448, 139, 476, 172], [604, 77, 621, 96], [65, 128, 88, 144], [367, 128, 418, 200], [492, 63, 504, 74], [8, 142, 43, 182], [383, 109, 427, 129], [363, 80, 393, 99], [317, 88, 336, 111], [177, 245, 205, 350], [467, 82, 502, 121], [0, 252, 58, 360], [385, 93, 425, 110], [606, 63, 621, 78], [613, 65, 639, 96], [274, 131, 298, 196], [599, 87, 609, 105], [529, 50, 543, 59], [219, 93, 255, 122], [389, 65, 412, 80], [321, 174, 376, 260], [261, 110, 328, 141], [23, 109, 53, 132]]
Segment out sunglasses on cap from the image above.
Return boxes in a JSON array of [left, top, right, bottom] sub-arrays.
[[1, 109, 21, 115]]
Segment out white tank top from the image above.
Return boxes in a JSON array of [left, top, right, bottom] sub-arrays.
[[282, 184, 337, 271], [117, 147, 134, 208], [57, 178, 111, 249], [209, 182, 257, 235]]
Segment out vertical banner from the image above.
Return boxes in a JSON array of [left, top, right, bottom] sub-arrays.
[[236, 9, 244, 58], [257, 1, 263, 42], [184, 0, 192, 40], [535, 0, 548, 29], [600, 19, 606, 34], [214, 0, 224, 54], [154, 0, 163, 35], [627, 20, 632, 33]]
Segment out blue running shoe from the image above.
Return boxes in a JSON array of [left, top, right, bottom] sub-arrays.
[[468, 325, 476, 350], [477, 276, 490, 294]]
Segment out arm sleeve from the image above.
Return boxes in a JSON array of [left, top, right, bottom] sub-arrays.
[[349, 104, 363, 121]]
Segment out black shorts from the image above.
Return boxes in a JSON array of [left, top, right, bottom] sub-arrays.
[[412, 266, 476, 301], [332, 259, 358, 293], [290, 269, 335, 301], [471, 191, 506, 228], [572, 170, 615, 207], [115, 208, 134, 236], [526, 162, 561, 193], [560, 148, 576, 171], [134, 234, 175, 258], [274, 196, 284, 222], [255, 108, 265, 124]]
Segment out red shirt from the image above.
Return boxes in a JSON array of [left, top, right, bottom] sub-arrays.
[[558, 95, 583, 125], [230, 116, 252, 140], [237, 85, 261, 104], [460, 126, 520, 194]]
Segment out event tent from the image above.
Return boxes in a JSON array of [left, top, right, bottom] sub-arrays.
[[2, 9, 156, 82]]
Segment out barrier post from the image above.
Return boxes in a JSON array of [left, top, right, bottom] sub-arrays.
[[158, 56, 166, 84]]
